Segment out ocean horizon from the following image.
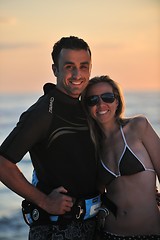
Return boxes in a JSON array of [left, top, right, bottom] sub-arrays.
[[0, 90, 160, 239]]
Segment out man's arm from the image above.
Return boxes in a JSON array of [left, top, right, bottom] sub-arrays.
[[0, 155, 73, 214]]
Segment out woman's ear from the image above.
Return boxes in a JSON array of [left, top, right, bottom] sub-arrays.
[[52, 64, 58, 77]]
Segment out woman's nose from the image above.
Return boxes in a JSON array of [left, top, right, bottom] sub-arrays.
[[97, 96, 104, 105]]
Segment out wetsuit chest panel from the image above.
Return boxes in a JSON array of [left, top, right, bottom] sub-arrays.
[[31, 89, 97, 197]]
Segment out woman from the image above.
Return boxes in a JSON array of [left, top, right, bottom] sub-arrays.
[[82, 75, 160, 239]]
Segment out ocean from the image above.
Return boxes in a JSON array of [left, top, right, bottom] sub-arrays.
[[0, 91, 160, 240]]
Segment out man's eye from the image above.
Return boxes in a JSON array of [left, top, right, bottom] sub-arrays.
[[65, 65, 73, 69], [81, 65, 89, 70]]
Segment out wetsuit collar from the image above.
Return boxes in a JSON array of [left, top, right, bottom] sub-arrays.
[[43, 83, 80, 105]]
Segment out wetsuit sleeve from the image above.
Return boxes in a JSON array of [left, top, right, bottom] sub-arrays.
[[0, 96, 52, 163]]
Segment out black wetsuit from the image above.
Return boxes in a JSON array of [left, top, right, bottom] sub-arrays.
[[0, 85, 98, 239]]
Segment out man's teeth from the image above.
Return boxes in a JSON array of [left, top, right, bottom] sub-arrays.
[[71, 81, 82, 85]]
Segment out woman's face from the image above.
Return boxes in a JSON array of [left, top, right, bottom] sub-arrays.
[[86, 82, 118, 125]]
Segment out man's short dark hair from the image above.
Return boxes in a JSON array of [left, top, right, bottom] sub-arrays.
[[51, 36, 91, 67]]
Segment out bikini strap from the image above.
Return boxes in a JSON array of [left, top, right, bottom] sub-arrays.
[[120, 126, 127, 145]]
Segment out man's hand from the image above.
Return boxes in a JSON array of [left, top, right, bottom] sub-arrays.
[[41, 186, 74, 215]]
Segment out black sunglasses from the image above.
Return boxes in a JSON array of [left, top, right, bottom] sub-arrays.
[[86, 92, 116, 107]]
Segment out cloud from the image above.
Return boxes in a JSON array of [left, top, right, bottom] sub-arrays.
[[0, 42, 41, 50], [0, 16, 17, 25]]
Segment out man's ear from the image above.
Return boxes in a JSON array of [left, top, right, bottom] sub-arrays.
[[52, 64, 58, 77]]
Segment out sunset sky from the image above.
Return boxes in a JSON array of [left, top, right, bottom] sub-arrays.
[[0, 0, 160, 93]]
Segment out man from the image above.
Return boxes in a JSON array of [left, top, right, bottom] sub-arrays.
[[0, 36, 101, 240]]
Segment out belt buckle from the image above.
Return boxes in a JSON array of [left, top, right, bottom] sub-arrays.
[[76, 205, 84, 219]]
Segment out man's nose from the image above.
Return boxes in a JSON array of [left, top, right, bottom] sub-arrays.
[[72, 68, 81, 79]]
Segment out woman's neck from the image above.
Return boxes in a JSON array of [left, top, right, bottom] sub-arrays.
[[99, 120, 119, 139]]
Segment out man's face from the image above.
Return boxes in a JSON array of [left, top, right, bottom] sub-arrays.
[[52, 49, 92, 98]]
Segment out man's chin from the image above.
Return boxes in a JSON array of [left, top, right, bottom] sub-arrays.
[[69, 89, 82, 98]]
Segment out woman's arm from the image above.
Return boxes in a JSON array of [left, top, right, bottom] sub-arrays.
[[140, 116, 160, 182]]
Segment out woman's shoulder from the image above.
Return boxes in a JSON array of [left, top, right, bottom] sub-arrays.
[[121, 114, 147, 124], [123, 115, 149, 134], [131, 115, 148, 124]]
